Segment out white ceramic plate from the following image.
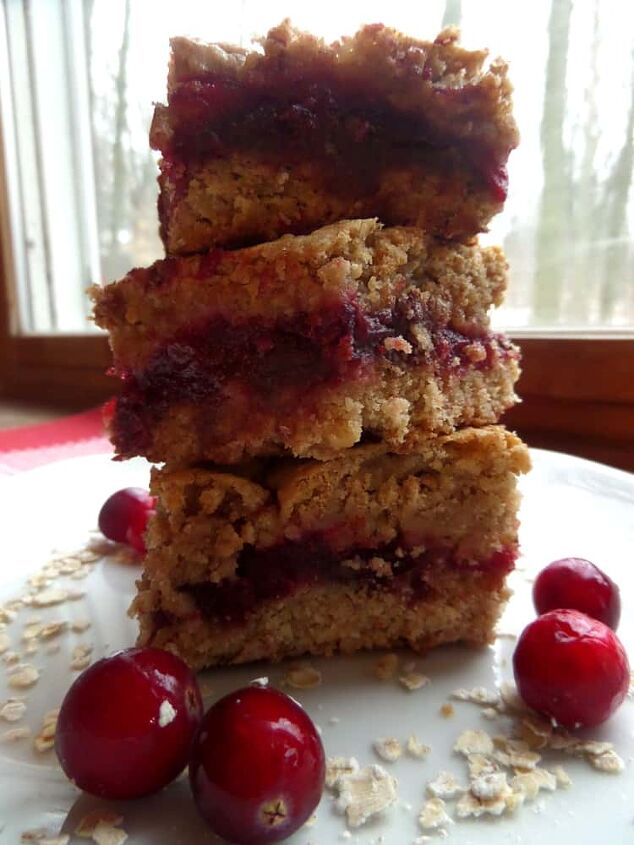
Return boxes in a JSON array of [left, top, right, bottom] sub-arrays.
[[0, 450, 633, 844]]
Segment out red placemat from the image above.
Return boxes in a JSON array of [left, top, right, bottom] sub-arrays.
[[0, 407, 112, 475]]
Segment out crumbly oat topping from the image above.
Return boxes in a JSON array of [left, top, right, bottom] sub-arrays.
[[406, 735, 431, 759], [510, 767, 557, 800], [589, 749, 625, 774], [0, 631, 10, 654], [334, 764, 398, 828], [373, 737, 402, 762]]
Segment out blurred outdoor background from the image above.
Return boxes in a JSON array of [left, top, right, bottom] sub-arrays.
[[2, 0, 633, 332]]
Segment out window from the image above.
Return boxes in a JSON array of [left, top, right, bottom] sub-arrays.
[[1, 1, 632, 465]]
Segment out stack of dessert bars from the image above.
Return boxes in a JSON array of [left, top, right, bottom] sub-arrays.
[[93, 22, 530, 669]]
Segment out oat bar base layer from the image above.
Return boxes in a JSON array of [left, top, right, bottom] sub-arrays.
[[131, 426, 530, 669], [92, 219, 519, 466]]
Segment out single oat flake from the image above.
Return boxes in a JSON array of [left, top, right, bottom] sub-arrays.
[[374, 653, 398, 681], [373, 737, 402, 762], [8, 664, 40, 689], [426, 771, 464, 799], [75, 811, 124, 838], [0, 698, 26, 722], [91, 822, 128, 845], [283, 664, 322, 690], [418, 797, 453, 830], [398, 671, 429, 692], [453, 729, 494, 756], [406, 735, 431, 759], [334, 764, 398, 828], [325, 756, 359, 789]]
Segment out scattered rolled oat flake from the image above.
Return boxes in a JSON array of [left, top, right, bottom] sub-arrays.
[[283, 664, 322, 690], [0, 698, 26, 722], [455, 789, 509, 818], [22, 622, 43, 641], [75, 811, 124, 838], [590, 749, 625, 774], [70, 619, 91, 633], [37, 836, 69, 845], [325, 756, 360, 789], [158, 699, 177, 727], [439, 703, 455, 718], [70, 644, 93, 671], [553, 765, 572, 787], [0, 726, 31, 742], [426, 771, 465, 799], [0, 632, 10, 654], [467, 753, 498, 779], [470, 771, 510, 801], [34, 711, 58, 752], [30, 588, 69, 607], [39, 621, 68, 639], [498, 682, 528, 714], [3, 650, 20, 665], [406, 735, 431, 759], [91, 822, 128, 845], [334, 764, 398, 828], [451, 686, 499, 706], [453, 729, 494, 757], [373, 737, 402, 762], [374, 653, 399, 681], [8, 663, 40, 689], [20, 830, 48, 842], [418, 797, 453, 830], [510, 767, 557, 800], [398, 671, 429, 691], [481, 707, 498, 720]]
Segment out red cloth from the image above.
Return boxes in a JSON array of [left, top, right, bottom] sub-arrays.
[[0, 407, 112, 474]]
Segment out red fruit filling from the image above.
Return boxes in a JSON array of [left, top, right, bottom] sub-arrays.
[[513, 608, 630, 729], [189, 684, 325, 843], [107, 294, 515, 457], [171, 538, 516, 627], [152, 74, 512, 203], [55, 647, 203, 799], [533, 557, 621, 630], [98, 487, 155, 553]]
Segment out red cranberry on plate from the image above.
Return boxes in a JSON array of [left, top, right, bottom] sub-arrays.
[[55, 647, 202, 799], [513, 608, 629, 729], [533, 556, 621, 630], [189, 683, 325, 843], [98, 487, 155, 555]]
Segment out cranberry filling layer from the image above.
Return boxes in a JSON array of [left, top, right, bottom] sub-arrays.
[[178, 536, 517, 626], [110, 294, 516, 456], [154, 77, 512, 202]]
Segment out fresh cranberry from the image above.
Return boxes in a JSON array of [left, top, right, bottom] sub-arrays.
[[513, 609, 629, 729], [533, 557, 621, 630], [55, 647, 202, 799], [98, 487, 155, 554], [189, 684, 325, 843]]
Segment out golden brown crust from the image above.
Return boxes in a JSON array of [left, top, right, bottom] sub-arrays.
[[132, 426, 529, 668], [132, 569, 511, 669], [152, 21, 518, 252], [143, 426, 529, 585], [91, 220, 518, 464]]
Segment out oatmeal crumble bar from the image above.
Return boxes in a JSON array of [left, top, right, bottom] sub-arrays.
[[130, 426, 530, 668], [92, 219, 519, 466], [151, 20, 518, 253]]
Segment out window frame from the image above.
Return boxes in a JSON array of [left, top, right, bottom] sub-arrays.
[[0, 3, 632, 470]]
